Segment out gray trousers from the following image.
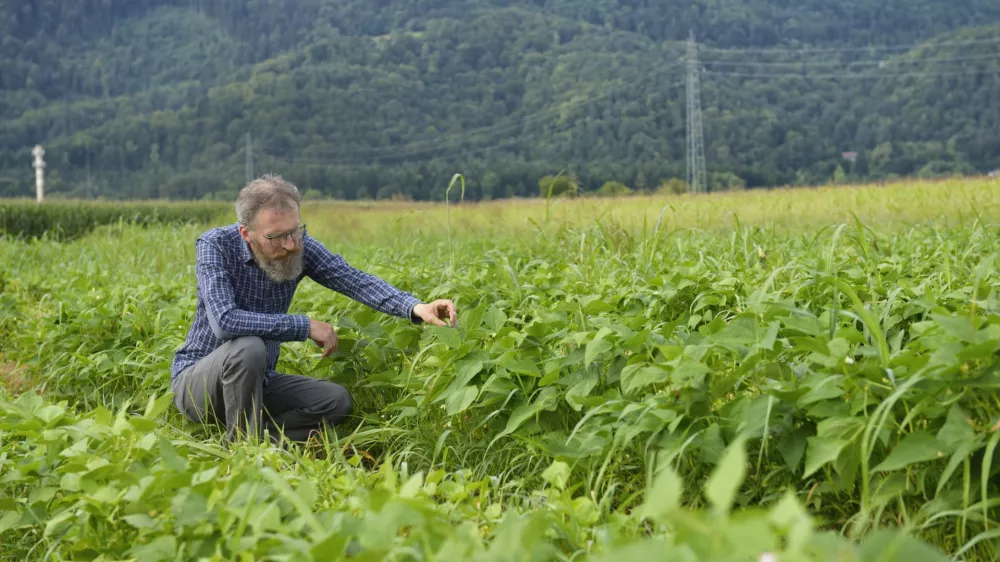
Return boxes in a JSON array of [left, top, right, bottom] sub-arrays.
[[171, 336, 353, 444]]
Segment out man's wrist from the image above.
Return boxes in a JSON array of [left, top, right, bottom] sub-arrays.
[[295, 315, 313, 341]]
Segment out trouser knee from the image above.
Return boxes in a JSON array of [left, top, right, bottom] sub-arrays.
[[224, 336, 267, 384], [324, 385, 353, 426]]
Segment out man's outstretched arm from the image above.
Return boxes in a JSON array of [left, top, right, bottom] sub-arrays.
[[303, 237, 455, 326], [303, 236, 421, 320], [196, 238, 311, 342]]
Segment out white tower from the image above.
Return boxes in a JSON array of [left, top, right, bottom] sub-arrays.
[[32, 145, 45, 203]]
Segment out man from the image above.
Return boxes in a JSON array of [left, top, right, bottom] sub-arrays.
[[170, 174, 457, 444]]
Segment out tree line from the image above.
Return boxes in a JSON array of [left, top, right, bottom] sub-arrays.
[[1, 0, 998, 200]]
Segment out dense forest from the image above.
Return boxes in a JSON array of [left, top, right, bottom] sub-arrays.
[[1, 0, 999, 200]]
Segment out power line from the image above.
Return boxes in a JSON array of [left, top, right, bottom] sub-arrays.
[[699, 35, 1000, 55], [703, 67, 1000, 79], [701, 53, 1000, 69]]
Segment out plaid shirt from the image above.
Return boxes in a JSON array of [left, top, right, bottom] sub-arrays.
[[170, 223, 422, 385]]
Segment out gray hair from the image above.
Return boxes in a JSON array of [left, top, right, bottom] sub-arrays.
[[236, 174, 301, 228]]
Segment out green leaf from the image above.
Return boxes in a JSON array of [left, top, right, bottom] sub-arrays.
[[620, 364, 669, 395], [504, 358, 540, 377], [124, 513, 158, 529], [444, 386, 478, 416], [428, 325, 462, 348], [542, 460, 570, 491], [930, 313, 978, 343], [804, 437, 849, 479], [564, 376, 599, 412], [859, 528, 949, 562], [936, 404, 976, 445], [797, 375, 844, 406], [0, 510, 23, 533], [500, 402, 538, 436], [777, 427, 809, 473], [143, 392, 174, 420], [641, 463, 683, 519], [585, 336, 613, 364], [699, 423, 726, 465], [705, 437, 746, 513], [400, 472, 424, 498], [130, 535, 177, 562], [936, 440, 982, 497], [873, 431, 948, 472], [484, 307, 507, 332]]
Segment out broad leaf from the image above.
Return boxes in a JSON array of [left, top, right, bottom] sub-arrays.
[[804, 437, 849, 479], [642, 463, 683, 520], [873, 431, 948, 472], [585, 337, 613, 364], [705, 437, 746, 513]]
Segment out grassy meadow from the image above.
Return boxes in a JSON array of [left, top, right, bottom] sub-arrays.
[[3, 176, 1000, 560]]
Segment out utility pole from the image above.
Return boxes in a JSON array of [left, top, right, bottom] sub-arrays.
[[32, 145, 45, 203], [686, 30, 707, 194], [245, 131, 254, 184]]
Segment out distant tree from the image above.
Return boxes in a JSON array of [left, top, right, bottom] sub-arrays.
[[539, 174, 579, 198], [658, 178, 687, 195], [710, 172, 747, 191], [596, 181, 633, 197]]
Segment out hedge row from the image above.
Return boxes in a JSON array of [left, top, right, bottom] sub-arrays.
[[0, 199, 230, 240]]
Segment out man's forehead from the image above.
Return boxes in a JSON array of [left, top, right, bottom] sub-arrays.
[[255, 207, 300, 233]]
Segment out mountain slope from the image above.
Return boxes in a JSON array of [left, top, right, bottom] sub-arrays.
[[0, 1, 998, 199]]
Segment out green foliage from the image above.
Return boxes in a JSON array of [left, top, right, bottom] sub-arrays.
[[539, 174, 579, 198], [1, 2, 998, 200], [0, 200, 228, 240], [2, 182, 1000, 558], [658, 177, 688, 194], [596, 181, 633, 197], [0, 391, 947, 560]]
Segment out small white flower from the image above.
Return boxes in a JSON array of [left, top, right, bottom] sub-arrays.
[[759, 553, 779, 562]]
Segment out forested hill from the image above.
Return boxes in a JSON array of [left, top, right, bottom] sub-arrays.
[[1, 1, 999, 201]]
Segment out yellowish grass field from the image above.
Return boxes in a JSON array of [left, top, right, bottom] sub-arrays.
[[299, 176, 1000, 244]]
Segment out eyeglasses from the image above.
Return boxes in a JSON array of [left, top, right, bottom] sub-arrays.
[[261, 224, 307, 248]]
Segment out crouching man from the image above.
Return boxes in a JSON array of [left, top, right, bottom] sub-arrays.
[[170, 174, 456, 444]]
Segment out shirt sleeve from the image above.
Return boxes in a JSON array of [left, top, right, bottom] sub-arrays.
[[302, 236, 423, 322], [196, 238, 312, 341]]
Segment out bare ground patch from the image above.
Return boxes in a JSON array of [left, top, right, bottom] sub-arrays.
[[0, 354, 31, 395]]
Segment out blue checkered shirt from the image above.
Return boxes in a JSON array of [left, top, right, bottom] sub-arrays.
[[170, 223, 423, 384]]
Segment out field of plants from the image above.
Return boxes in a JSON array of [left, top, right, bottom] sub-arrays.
[[3, 178, 1000, 560]]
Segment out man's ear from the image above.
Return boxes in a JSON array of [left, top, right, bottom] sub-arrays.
[[238, 223, 252, 243]]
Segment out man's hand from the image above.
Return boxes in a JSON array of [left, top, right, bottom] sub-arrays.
[[308, 319, 339, 358], [413, 299, 458, 327]]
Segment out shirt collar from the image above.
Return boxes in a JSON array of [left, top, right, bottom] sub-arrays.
[[234, 223, 255, 264], [241, 240, 255, 264]]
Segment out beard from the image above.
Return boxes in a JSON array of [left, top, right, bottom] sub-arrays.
[[251, 242, 304, 283]]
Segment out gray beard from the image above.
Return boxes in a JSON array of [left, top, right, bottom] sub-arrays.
[[254, 247, 304, 283]]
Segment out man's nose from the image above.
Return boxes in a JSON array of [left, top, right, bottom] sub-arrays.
[[282, 235, 295, 251]]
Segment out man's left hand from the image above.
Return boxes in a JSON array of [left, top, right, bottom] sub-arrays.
[[413, 299, 458, 327]]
